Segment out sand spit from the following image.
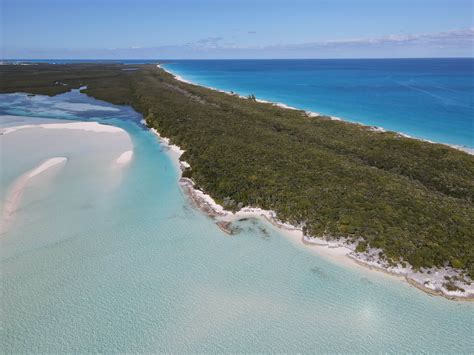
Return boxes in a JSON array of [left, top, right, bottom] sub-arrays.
[[1, 157, 67, 234], [1, 121, 126, 135], [115, 150, 133, 165], [1, 118, 133, 234]]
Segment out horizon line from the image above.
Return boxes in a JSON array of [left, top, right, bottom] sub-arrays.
[[2, 57, 474, 61]]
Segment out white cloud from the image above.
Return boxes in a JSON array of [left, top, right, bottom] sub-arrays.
[[3, 28, 473, 59], [275, 28, 474, 49], [187, 37, 225, 49]]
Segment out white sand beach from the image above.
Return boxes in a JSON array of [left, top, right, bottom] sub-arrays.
[[158, 64, 474, 156]]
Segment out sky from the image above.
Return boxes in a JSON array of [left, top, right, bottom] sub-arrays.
[[1, 0, 473, 59]]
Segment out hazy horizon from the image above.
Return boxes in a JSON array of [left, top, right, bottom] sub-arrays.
[[2, 0, 473, 59], [3, 57, 474, 61]]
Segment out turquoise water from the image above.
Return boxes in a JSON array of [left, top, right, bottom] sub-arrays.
[[1, 91, 473, 353], [164, 59, 474, 149]]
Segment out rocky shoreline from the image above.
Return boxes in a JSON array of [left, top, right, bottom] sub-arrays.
[[178, 169, 474, 301], [146, 94, 474, 302]]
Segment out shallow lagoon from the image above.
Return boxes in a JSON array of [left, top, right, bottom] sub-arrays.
[[1, 91, 473, 353]]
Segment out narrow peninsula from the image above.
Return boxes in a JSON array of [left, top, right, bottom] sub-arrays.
[[1, 63, 473, 300]]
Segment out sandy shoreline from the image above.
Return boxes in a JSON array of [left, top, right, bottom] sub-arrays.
[[146, 104, 473, 301], [157, 64, 474, 156]]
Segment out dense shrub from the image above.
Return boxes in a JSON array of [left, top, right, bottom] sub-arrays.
[[2, 63, 473, 278]]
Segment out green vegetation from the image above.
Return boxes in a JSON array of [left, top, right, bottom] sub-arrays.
[[1, 63, 473, 277]]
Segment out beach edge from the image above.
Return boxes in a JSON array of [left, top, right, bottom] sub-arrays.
[[145, 114, 474, 302]]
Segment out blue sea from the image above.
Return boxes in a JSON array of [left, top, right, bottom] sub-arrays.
[[163, 58, 474, 149], [1, 62, 474, 352]]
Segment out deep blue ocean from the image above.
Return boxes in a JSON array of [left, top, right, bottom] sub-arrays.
[[13, 58, 473, 148], [163, 58, 474, 149]]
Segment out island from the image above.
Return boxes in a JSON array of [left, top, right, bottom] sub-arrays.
[[1, 62, 473, 299]]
